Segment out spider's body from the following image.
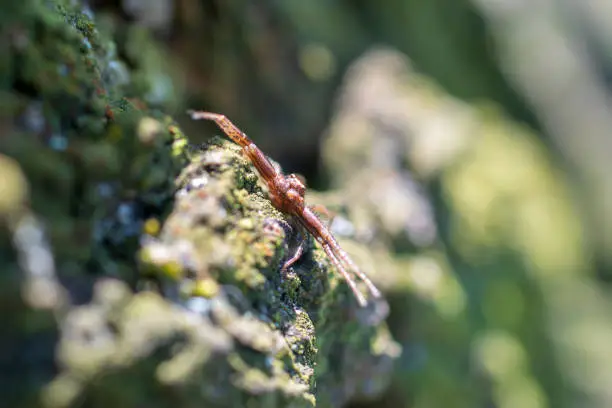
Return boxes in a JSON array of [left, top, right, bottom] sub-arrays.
[[188, 110, 381, 306]]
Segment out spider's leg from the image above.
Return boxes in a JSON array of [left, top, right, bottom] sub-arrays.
[[188, 110, 278, 182], [188, 110, 252, 147], [281, 238, 305, 272], [274, 216, 306, 272], [300, 206, 380, 304], [321, 242, 367, 307], [309, 204, 336, 228], [332, 244, 382, 299]]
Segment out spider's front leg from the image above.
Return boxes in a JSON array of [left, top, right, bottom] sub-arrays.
[[189, 110, 279, 183]]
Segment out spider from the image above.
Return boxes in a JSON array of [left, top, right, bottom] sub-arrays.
[[188, 110, 381, 307]]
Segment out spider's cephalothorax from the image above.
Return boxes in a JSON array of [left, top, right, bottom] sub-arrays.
[[188, 110, 381, 307], [268, 173, 306, 214]]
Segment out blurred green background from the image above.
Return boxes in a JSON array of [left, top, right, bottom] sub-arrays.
[[3, 0, 612, 407]]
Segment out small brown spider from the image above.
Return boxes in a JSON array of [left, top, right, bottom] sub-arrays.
[[188, 110, 381, 307]]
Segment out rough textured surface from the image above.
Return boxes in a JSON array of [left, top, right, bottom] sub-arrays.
[[0, 2, 399, 408], [4, 1, 611, 408], [134, 137, 399, 407]]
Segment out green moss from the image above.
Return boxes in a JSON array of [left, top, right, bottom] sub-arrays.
[[1, 2, 398, 408], [136, 136, 398, 405]]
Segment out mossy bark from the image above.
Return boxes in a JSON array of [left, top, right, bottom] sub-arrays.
[[0, 2, 399, 408]]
